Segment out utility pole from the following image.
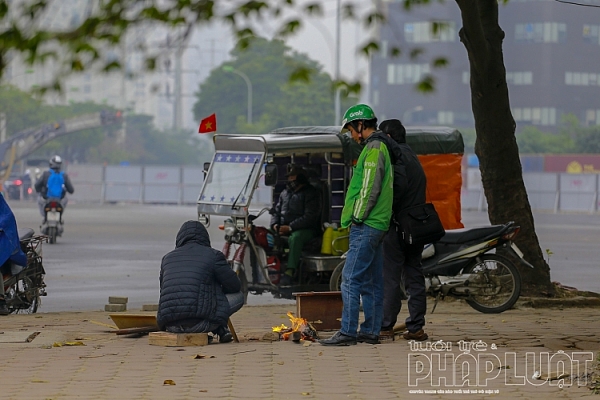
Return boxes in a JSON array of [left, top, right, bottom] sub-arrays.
[[334, 0, 342, 126], [0, 113, 6, 143], [117, 33, 127, 145], [173, 41, 183, 132]]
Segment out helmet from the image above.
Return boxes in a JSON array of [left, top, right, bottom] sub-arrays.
[[49, 155, 62, 170], [340, 104, 377, 133]]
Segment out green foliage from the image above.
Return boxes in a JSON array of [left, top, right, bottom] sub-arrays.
[[516, 126, 574, 154], [193, 37, 350, 134]]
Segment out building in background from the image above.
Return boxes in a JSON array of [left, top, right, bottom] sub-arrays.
[[2, 0, 232, 131], [370, 0, 600, 131]]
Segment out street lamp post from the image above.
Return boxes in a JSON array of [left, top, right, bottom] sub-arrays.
[[334, 0, 342, 126], [223, 66, 253, 124]]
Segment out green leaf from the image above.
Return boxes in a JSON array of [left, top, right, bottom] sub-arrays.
[[416, 75, 435, 93], [360, 41, 380, 57], [432, 57, 448, 68]]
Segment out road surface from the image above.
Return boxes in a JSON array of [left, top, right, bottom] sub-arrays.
[[7, 201, 600, 312]]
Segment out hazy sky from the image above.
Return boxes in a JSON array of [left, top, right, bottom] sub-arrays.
[[180, 0, 373, 129]]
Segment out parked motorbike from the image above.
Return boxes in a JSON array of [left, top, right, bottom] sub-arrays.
[[2, 229, 47, 314], [330, 221, 533, 314], [41, 197, 64, 244]]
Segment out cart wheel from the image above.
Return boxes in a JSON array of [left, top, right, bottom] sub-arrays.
[[329, 260, 345, 291]]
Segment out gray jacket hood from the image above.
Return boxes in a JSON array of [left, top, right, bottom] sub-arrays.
[[175, 220, 211, 248]]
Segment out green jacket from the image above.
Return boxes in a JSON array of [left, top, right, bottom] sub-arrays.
[[341, 133, 393, 231]]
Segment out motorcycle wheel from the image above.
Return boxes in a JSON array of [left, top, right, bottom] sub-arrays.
[[48, 227, 57, 244], [329, 260, 345, 291], [464, 254, 521, 314], [8, 277, 40, 314]]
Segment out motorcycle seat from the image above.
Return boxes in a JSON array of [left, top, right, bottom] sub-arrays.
[[439, 225, 505, 244], [18, 228, 35, 241]]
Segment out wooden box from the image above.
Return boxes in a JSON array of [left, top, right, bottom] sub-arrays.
[[294, 291, 342, 331], [148, 331, 209, 347]]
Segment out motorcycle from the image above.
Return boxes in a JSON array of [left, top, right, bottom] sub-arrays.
[[219, 207, 345, 301], [330, 221, 533, 314], [41, 197, 64, 244], [2, 229, 47, 314]]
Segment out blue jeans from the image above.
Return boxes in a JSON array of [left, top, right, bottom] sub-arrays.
[[340, 224, 386, 337]]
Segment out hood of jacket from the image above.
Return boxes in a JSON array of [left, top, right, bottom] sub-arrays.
[[175, 220, 211, 248]]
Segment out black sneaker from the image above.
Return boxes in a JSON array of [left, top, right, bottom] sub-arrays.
[[357, 332, 380, 345], [319, 331, 357, 346], [213, 326, 233, 343]]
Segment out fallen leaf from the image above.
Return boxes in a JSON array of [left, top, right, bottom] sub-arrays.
[[52, 342, 62, 347], [302, 341, 311, 347], [64, 341, 85, 346], [277, 361, 284, 365], [301, 392, 310, 396], [163, 380, 176, 385], [31, 380, 49, 383], [193, 354, 215, 359], [318, 352, 323, 356], [199, 390, 207, 392]]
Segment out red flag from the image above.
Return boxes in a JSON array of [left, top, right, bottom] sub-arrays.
[[198, 113, 217, 134]]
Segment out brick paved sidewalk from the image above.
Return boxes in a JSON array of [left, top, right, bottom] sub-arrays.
[[0, 301, 597, 399]]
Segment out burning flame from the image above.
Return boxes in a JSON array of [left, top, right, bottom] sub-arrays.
[[272, 311, 318, 341]]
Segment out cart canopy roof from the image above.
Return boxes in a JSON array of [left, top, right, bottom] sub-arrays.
[[213, 125, 463, 163]]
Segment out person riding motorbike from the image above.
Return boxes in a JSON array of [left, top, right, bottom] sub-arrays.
[[34, 155, 74, 235]]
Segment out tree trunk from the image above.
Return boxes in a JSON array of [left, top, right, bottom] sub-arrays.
[[455, 0, 555, 296]]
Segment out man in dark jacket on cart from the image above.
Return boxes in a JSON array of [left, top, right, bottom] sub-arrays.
[[270, 165, 322, 285], [157, 220, 243, 343]]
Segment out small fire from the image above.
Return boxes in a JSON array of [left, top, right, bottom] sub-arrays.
[[272, 311, 319, 341]]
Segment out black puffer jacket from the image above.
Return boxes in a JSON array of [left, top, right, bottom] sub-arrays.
[[270, 183, 322, 231], [156, 221, 241, 330], [370, 131, 426, 213]]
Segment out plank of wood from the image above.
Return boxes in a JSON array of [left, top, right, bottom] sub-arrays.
[[115, 326, 160, 336], [148, 331, 209, 347], [227, 318, 239, 343]]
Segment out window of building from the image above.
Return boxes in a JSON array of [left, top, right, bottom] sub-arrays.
[[512, 107, 556, 125], [404, 21, 456, 43], [381, 40, 388, 58], [463, 71, 533, 85], [462, 71, 469, 84], [584, 109, 600, 125], [566, 71, 600, 86], [583, 24, 600, 44], [387, 63, 431, 84], [438, 111, 454, 125], [515, 22, 566, 43], [507, 71, 533, 85]]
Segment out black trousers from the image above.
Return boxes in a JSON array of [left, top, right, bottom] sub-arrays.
[[382, 226, 426, 333]]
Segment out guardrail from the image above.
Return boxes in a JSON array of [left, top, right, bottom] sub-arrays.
[[10, 164, 600, 213]]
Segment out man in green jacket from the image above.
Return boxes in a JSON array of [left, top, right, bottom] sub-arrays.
[[320, 104, 393, 346]]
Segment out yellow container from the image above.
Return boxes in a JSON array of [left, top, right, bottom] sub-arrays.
[[331, 228, 349, 255], [321, 226, 334, 255]]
